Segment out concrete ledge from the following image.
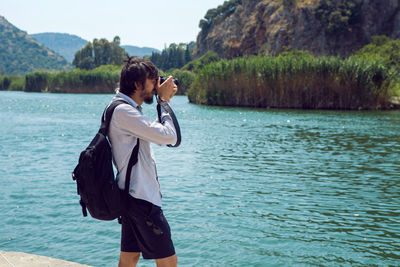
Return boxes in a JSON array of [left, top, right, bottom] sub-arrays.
[[0, 250, 92, 267]]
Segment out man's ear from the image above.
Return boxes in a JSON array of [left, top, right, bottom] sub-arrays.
[[134, 81, 142, 90]]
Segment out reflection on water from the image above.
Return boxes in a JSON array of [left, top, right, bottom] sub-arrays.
[[0, 92, 399, 266]]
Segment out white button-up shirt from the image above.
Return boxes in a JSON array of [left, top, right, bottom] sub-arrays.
[[108, 92, 177, 207]]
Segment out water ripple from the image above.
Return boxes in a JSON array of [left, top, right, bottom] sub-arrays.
[[0, 92, 399, 266]]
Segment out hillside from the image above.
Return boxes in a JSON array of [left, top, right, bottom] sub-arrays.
[[0, 16, 71, 74], [122, 45, 160, 57], [194, 0, 400, 58], [30, 32, 159, 61], [31, 32, 87, 63]]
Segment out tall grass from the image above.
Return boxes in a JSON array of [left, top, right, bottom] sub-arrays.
[[11, 65, 193, 95], [188, 54, 395, 109], [24, 67, 120, 93]]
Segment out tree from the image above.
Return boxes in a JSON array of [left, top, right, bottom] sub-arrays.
[[111, 36, 125, 65], [313, 0, 362, 35], [73, 42, 95, 70], [199, 0, 242, 31], [149, 42, 194, 71], [72, 36, 126, 69], [185, 45, 192, 63]]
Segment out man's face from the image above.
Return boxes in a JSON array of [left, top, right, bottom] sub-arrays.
[[141, 77, 157, 104]]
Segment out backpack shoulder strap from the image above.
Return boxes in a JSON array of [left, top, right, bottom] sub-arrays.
[[99, 100, 129, 135], [124, 138, 140, 194], [100, 99, 141, 195]]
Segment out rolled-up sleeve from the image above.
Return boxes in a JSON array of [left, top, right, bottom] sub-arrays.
[[113, 103, 177, 145]]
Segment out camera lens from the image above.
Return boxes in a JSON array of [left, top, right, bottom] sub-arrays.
[[159, 76, 179, 86]]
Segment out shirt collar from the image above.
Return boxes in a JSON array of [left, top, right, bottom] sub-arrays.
[[114, 91, 142, 113]]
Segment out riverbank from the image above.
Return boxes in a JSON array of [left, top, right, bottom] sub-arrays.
[[1, 51, 399, 110], [0, 65, 191, 95], [0, 250, 91, 267], [187, 53, 399, 110]]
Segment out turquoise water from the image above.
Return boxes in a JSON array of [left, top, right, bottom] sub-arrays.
[[0, 91, 399, 266]]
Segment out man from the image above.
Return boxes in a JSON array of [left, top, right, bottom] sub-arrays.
[[108, 56, 178, 267]]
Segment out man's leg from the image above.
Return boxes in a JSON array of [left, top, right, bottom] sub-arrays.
[[125, 198, 176, 265], [118, 251, 140, 267], [155, 254, 178, 267], [120, 213, 141, 267]]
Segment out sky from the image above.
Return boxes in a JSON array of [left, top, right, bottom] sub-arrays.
[[1, 0, 227, 50]]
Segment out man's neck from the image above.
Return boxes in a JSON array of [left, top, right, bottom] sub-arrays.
[[130, 92, 143, 106]]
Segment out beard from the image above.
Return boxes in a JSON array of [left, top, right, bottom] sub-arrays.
[[142, 88, 155, 104], [144, 95, 154, 104]]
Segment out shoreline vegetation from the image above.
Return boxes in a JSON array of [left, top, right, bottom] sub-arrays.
[[1, 36, 399, 110], [0, 65, 196, 95], [188, 53, 398, 110]]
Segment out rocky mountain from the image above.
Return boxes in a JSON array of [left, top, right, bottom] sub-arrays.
[[31, 32, 87, 63], [122, 45, 160, 58], [194, 0, 400, 58], [0, 16, 71, 74]]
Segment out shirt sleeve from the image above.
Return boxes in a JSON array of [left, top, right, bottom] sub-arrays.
[[112, 103, 177, 146]]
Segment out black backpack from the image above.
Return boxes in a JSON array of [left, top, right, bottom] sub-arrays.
[[72, 100, 139, 221]]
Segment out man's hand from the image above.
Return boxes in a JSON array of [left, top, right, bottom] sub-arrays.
[[157, 76, 178, 102]]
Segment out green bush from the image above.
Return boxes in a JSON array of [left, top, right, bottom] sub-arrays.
[[92, 64, 122, 72], [171, 69, 195, 95], [354, 36, 400, 97], [354, 36, 400, 72], [0, 75, 24, 91], [313, 0, 362, 35], [182, 51, 220, 73], [9, 77, 25, 91]]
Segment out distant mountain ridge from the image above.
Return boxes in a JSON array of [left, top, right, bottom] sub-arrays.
[[30, 32, 160, 63], [0, 16, 71, 74], [122, 45, 160, 58], [31, 33, 87, 63]]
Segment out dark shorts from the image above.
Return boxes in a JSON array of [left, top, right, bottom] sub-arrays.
[[121, 196, 175, 260]]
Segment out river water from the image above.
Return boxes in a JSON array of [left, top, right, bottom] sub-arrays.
[[0, 91, 399, 266]]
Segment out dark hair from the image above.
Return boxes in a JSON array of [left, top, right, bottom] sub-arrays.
[[119, 56, 158, 96]]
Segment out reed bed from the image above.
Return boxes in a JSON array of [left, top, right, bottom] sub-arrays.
[[23, 67, 192, 95], [188, 54, 395, 109], [24, 69, 120, 93]]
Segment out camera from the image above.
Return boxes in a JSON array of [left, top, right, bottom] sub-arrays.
[[159, 76, 179, 86]]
